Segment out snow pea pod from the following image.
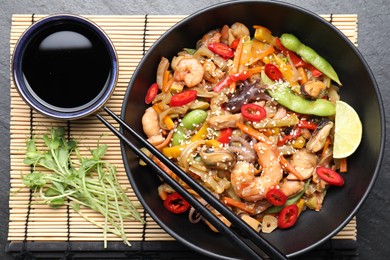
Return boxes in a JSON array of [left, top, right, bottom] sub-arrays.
[[171, 109, 208, 146], [268, 84, 335, 116], [279, 33, 342, 86]]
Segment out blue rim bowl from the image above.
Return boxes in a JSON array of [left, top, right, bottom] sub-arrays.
[[12, 14, 118, 120]]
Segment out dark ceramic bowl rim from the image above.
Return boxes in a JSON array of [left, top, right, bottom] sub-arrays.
[[12, 14, 118, 120], [121, 0, 385, 258]]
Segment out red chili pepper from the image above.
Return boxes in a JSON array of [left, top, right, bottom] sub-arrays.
[[264, 64, 283, 81], [213, 71, 252, 92], [208, 42, 235, 59], [217, 128, 233, 144], [145, 83, 159, 104], [297, 119, 318, 130], [277, 128, 301, 146], [169, 90, 197, 107], [278, 204, 299, 229], [316, 166, 344, 186], [241, 103, 267, 122], [163, 192, 190, 214], [266, 188, 287, 206]]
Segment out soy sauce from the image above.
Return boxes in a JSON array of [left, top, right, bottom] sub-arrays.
[[22, 22, 111, 109]]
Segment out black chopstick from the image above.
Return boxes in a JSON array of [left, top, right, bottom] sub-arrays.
[[98, 107, 288, 260]]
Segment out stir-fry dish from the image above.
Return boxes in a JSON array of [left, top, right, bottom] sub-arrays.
[[141, 22, 359, 233]]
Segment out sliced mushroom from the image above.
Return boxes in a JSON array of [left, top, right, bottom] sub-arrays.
[[306, 119, 334, 153], [301, 80, 327, 99], [199, 148, 237, 170], [224, 81, 267, 113]]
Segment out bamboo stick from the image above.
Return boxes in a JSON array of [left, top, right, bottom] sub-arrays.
[[8, 14, 358, 243]]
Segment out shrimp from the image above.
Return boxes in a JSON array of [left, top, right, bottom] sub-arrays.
[[230, 22, 250, 39], [231, 142, 283, 201], [173, 58, 205, 88], [287, 149, 318, 180], [196, 29, 221, 48], [142, 107, 164, 146], [203, 60, 225, 83], [279, 180, 305, 197]]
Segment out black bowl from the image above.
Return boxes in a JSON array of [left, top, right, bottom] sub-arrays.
[[121, 1, 385, 258]]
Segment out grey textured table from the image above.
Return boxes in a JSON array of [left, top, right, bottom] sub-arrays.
[[1, 0, 389, 259]]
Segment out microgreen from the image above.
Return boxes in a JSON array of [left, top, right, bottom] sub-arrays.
[[22, 127, 144, 247]]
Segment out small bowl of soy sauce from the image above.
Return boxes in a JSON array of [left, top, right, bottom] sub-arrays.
[[12, 14, 118, 120]]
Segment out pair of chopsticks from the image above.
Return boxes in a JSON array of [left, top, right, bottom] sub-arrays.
[[97, 107, 287, 260]]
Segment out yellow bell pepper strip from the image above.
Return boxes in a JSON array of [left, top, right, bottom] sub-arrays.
[[267, 83, 336, 116], [205, 139, 221, 148], [162, 122, 210, 158], [162, 144, 186, 158], [240, 40, 275, 66], [253, 25, 277, 46], [279, 33, 341, 85], [152, 104, 175, 130], [291, 136, 306, 149], [296, 198, 306, 215], [191, 121, 209, 141]]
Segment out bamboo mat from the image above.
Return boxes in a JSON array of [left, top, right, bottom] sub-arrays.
[[8, 14, 358, 251]]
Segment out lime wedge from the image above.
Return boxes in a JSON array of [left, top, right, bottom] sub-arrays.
[[333, 101, 363, 159]]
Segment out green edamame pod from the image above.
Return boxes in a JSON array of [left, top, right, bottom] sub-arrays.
[[171, 109, 208, 146], [268, 84, 335, 116], [280, 33, 342, 86]]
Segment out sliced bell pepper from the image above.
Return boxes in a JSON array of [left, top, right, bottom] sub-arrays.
[[169, 90, 197, 107], [208, 42, 234, 59], [213, 70, 252, 92], [298, 119, 318, 130], [277, 128, 302, 146], [145, 83, 159, 104], [217, 128, 233, 144], [253, 25, 277, 46]]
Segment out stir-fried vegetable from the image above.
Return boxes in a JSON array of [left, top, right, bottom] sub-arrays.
[[140, 22, 357, 234], [22, 127, 143, 247]]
